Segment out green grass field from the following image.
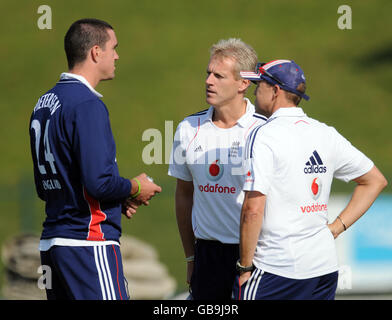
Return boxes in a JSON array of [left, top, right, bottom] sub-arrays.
[[0, 0, 391, 296]]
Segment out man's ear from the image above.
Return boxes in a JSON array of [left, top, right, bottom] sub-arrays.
[[273, 84, 280, 97], [90, 45, 101, 63], [239, 79, 251, 93]]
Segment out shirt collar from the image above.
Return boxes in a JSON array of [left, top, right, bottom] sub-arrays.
[[59, 72, 103, 98], [269, 107, 307, 120], [204, 98, 256, 127]]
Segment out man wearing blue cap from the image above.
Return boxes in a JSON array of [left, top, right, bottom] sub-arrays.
[[233, 60, 387, 299]]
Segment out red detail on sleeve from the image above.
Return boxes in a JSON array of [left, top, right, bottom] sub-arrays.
[[83, 188, 106, 241]]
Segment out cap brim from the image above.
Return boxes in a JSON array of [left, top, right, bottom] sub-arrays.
[[240, 71, 262, 81]]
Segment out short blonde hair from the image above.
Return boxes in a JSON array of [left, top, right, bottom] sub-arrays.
[[210, 38, 258, 79]]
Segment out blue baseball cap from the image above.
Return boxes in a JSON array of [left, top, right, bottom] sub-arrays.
[[240, 59, 310, 101]]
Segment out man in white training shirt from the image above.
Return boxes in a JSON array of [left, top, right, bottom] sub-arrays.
[[168, 39, 266, 299], [234, 59, 387, 300]]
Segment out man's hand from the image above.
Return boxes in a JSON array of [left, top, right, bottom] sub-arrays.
[[327, 220, 344, 239], [130, 173, 162, 205], [239, 271, 252, 286], [122, 197, 143, 219]]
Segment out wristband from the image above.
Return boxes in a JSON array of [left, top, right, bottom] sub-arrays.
[[131, 178, 141, 198], [185, 255, 194, 262], [337, 216, 347, 231]]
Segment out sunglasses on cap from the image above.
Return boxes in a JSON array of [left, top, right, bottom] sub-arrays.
[[256, 62, 285, 87]]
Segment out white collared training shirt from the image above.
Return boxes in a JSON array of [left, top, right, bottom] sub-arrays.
[[168, 99, 267, 244], [243, 107, 374, 279]]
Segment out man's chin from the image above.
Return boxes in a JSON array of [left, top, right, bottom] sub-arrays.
[[101, 75, 115, 81], [206, 96, 217, 106], [255, 103, 269, 117]]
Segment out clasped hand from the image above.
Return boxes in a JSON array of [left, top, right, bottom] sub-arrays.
[[122, 173, 162, 219]]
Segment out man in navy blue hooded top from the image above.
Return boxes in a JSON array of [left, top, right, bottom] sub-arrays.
[[29, 19, 161, 300]]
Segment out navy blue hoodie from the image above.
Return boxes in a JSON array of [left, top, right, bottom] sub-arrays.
[[29, 74, 131, 242]]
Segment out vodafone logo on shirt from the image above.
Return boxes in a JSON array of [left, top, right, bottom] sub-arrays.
[[198, 159, 236, 194], [198, 183, 236, 194], [299, 177, 327, 213], [206, 160, 224, 181], [311, 177, 322, 200], [245, 170, 254, 183], [300, 202, 328, 213]]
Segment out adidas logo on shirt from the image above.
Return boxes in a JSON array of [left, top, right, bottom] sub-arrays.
[[303, 150, 327, 174], [194, 145, 203, 152]]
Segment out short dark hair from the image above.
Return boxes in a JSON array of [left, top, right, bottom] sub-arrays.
[[64, 18, 113, 69]]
